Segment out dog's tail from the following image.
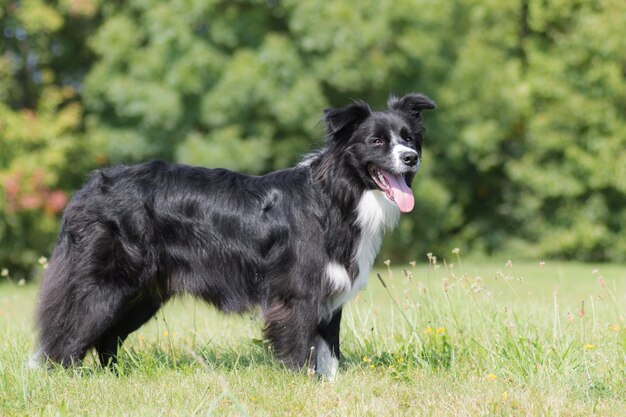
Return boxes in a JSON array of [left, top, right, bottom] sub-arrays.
[[34, 230, 76, 365]]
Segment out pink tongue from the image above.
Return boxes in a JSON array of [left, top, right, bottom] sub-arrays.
[[383, 172, 415, 212]]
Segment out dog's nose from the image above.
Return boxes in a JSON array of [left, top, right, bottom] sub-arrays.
[[401, 152, 418, 167]]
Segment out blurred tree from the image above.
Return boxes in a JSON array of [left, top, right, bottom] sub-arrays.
[[511, 0, 626, 260], [438, 0, 626, 261], [2, 0, 625, 279], [0, 0, 103, 278]]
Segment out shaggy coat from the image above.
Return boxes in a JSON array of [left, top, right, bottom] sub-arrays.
[[35, 93, 435, 377]]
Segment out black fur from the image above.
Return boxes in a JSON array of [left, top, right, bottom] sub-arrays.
[[35, 93, 435, 372]]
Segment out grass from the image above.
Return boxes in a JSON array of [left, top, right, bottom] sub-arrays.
[[1, 256, 625, 416]]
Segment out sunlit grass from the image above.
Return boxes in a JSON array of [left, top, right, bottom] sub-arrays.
[[0, 254, 625, 416]]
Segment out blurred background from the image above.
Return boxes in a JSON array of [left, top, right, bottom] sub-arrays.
[[1, 0, 625, 279]]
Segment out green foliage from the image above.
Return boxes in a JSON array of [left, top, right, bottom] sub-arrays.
[[0, 0, 103, 277], [1, 0, 625, 277], [436, 0, 626, 260]]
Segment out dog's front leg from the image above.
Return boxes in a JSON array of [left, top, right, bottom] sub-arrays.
[[263, 298, 320, 371], [316, 308, 342, 380]]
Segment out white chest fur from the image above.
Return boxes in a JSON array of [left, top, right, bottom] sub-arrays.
[[354, 190, 400, 281], [322, 190, 400, 319]]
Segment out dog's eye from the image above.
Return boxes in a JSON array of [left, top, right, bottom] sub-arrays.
[[403, 136, 413, 143], [371, 138, 384, 145]]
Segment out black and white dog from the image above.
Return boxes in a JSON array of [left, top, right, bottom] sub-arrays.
[[35, 93, 435, 378]]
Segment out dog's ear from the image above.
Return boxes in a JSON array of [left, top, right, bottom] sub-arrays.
[[324, 101, 371, 139], [388, 93, 436, 119]]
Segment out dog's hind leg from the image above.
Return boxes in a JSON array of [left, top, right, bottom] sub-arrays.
[[37, 202, 151, 367], [94, 295, 162, 368], [37, 280, 129, 367]]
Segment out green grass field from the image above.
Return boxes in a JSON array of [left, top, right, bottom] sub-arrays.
[[1, 258, 625, 416]]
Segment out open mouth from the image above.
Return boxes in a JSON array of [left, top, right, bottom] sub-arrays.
[[368, 165, 415, 213]]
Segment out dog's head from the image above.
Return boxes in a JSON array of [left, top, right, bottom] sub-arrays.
[[324, 93, 436, 213]]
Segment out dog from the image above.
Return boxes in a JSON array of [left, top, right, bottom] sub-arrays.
[[35, 93, 435, 378]]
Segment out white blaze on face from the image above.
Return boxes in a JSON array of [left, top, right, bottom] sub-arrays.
[[390, 132, 419, 173]]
